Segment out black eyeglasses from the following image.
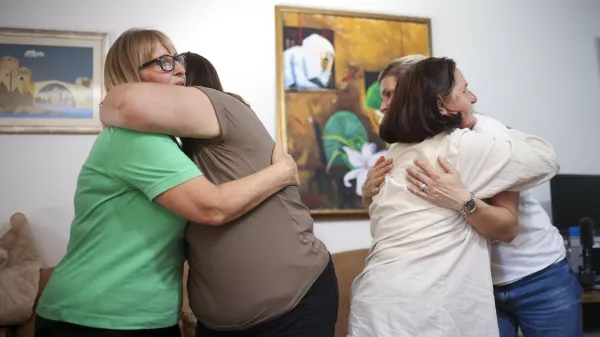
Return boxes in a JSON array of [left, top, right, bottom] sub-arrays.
[[140, 53, 186, 72]]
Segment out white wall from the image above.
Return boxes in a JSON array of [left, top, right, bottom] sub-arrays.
[[1, 0, 599, 267]]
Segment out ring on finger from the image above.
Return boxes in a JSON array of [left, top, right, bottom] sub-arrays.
[[420, 183, 427, 192]]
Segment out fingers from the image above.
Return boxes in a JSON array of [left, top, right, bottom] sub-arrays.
[[405, 173, 423, 190], [271, 143, 282, 164], [406, 167, 432, 186], [373, 159, 394, 177], [407, 185, 429, 200], [364, 175, 386, 197], [374, 156, 386, 166], [413, 159, 439, 179], [373, 175, 386, 188], [406, 171, 431, 200], [437, 156, 455, 174], [372, 158, 393, 177], [376, 158, 393, 171], [373, 158, 393, 172], [367, 158, 392, 180]]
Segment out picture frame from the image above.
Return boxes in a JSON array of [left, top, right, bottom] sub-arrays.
[[596, 37, 600, 81], [0, 27, 109, 134], [275, 6, 432, 217]]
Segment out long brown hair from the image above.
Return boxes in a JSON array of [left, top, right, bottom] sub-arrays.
[[184, 52, 249, 107]]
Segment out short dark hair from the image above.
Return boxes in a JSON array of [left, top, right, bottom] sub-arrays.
[[379, 57, 463, 144]]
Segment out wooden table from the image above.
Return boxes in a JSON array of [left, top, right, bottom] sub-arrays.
[[582, 290, 600, 303]]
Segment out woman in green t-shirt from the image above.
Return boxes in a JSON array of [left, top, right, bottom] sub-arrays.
[[35, 28, 299, 337]]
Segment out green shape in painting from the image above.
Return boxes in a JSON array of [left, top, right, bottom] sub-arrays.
[[364, 81, 382, 111], [322, 110, 368, 170]]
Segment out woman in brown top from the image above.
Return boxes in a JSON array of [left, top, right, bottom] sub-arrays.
[[100, 50, 338, 337]]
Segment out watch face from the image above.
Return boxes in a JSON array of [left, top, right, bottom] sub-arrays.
[[465, 198, 476, 212]]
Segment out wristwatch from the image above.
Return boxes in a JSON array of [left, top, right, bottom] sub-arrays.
[[460, 193, 477, 215]]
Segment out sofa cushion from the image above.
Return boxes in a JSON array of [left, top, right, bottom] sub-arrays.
[[332, 249, 369, 337], [0, 213, 42, 326]]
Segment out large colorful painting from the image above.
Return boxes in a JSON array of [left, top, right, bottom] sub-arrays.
[[275, 6, 432, 217], [0, 28, 108, 133]]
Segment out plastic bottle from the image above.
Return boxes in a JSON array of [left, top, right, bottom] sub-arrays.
[[568, 226, 582, 273]]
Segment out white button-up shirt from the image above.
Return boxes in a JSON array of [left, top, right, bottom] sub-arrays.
[[348, 127, 559, 337]]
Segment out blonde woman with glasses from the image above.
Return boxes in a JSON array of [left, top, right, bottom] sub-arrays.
[[34, 28, 299, 337]]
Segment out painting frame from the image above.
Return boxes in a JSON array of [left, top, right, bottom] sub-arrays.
[[0, 27, 109, 134], [275, 5, 432, 218], [596, 37, 600, 82]]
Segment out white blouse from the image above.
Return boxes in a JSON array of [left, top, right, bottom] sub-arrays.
[[347, 128, 559, 337]]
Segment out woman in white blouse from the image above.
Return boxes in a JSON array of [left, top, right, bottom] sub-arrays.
[[347, 57, 559, 337]]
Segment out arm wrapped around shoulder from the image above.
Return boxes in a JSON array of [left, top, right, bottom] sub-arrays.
[[506, 128, 560, 188], [456, 129, 559, 200], [100, 83, 221, 138]]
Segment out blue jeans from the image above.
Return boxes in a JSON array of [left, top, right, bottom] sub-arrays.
[[493, 258, 583, 337]]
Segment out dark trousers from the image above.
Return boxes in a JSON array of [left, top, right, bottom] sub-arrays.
[[196, 256, 339, 337], [35, 315, 181, 337], [494, 258, 583, 337]]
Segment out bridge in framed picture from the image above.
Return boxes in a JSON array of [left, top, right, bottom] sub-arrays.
[[0, 28, 108, 134], [275, 5, 432, 217]]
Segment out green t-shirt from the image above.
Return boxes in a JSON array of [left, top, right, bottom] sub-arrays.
[[37, 127, 202, 329]]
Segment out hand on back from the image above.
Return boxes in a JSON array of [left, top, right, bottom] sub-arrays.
[[405, 156, 471, 210], [272, 142, 300, 187], [362, 156, 393, 198]]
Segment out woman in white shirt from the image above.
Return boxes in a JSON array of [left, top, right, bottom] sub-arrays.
[[403, 115, 582, 337], [362, 55, 582, 337], [347, 57, 560, 337]]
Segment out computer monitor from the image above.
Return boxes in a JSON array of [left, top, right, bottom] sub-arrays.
[[550, 174, 600, 234]]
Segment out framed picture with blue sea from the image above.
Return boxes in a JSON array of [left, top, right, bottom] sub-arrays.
[[0, 27, 108, 133], [275, 6, 432, 217]]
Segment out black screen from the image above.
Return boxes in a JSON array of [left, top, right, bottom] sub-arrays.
[[550, 174, 600, 233]]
